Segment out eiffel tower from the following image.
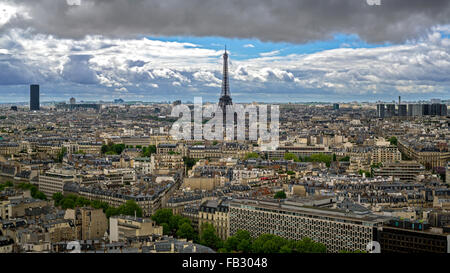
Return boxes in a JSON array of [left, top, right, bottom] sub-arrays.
[[218, 46, 234, 139], [218, 46, 233, 110]]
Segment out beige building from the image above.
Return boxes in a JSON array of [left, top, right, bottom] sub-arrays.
[[371, 146, 402, 164], [183, 177, 218, 191], [198, 199, 229, 240], [109, 215, 163, 242], [39, 168, 76, 198], [0, 197, 50, 220], [151, 154, 184, 174], [64, 207, 108, 240]]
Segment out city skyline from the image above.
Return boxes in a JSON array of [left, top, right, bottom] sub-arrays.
[[0, 1, 450, 103]]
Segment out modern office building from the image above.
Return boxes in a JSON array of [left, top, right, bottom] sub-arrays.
[[377, 104, 385, 118], [372, 161, 425, 182], [386, 104, 396, 117], [431, 103, 448, 116], [38, 168, 77, 197], [407, 104, 423, 117], [378, 102, 447, 118], [229, 198, 388, 253], [30, 84, 40, 111], [376, 219, 450, 253], [398, 104, 407, 117], [333, 103, 340, 110]]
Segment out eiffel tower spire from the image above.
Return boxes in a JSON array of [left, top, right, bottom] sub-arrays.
[[219, 46, 232, 108]]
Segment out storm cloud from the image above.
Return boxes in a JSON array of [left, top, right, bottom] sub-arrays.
[[2, 0, 450, 43]]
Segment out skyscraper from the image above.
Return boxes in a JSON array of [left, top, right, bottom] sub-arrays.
[[30, 84, 40, 111], [377, 104, 385, 118]]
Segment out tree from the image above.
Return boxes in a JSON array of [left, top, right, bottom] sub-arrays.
[[293, 237, 327, 253], [389, 136, 398, 146], [251, 234, 288, 253], [105, 207, 119, 218], [52, 192, 64, 206], [339, 156, 350, 162], [161, 223, 170, 235], [183, 157, 197, 170], [332, 154, 337, 161], [284, 153, 299, 162], [62, 198, 75, 209], [224, 230, 253, 253], [245, 152, 259, 160], [118, 200, 143, 217], [199, 223, 223, 250], [56, 147, 67, 163], [274, 191, 287, 199], [177, 222, 196, 241], [151, 208, 174, 225]]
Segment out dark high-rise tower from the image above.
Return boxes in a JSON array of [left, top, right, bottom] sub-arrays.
[[218, 47, 233, 110], [30, 84, 40, 111]]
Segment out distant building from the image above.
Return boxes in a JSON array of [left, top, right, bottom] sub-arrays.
[[407, 104, 423, 117], [386, 104, 396, 117], [398, 104, 407, 117], [30, 84, 40, 111], [333, 103, 340, 110], [10, 106, 18, 111], [69, 97, 76, 104], [377, 104, 385, 118]]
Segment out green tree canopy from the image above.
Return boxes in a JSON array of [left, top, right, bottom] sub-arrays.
[[274, 191, 287, 199], [199, 223, 223, 250], [177, 222, 196, 241]]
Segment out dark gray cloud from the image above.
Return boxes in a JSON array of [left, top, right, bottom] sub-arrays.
[[0, 54, 37, 85], [4, 0, 450, 43], [62, 55, 98, 84]]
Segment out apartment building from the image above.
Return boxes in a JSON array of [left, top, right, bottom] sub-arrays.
[[151, 154, 184, 174], [64, 207, 108, 240], [198, 199, 229, 240], [371, 146, 402, 164]]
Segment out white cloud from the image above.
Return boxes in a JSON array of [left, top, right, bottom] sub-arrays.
[[243, 44, 255, 48], [259, 50, 281, 57], [0, 25, 450, 100]]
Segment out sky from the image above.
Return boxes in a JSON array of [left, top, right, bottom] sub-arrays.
[[0, 0, 450, 103]]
